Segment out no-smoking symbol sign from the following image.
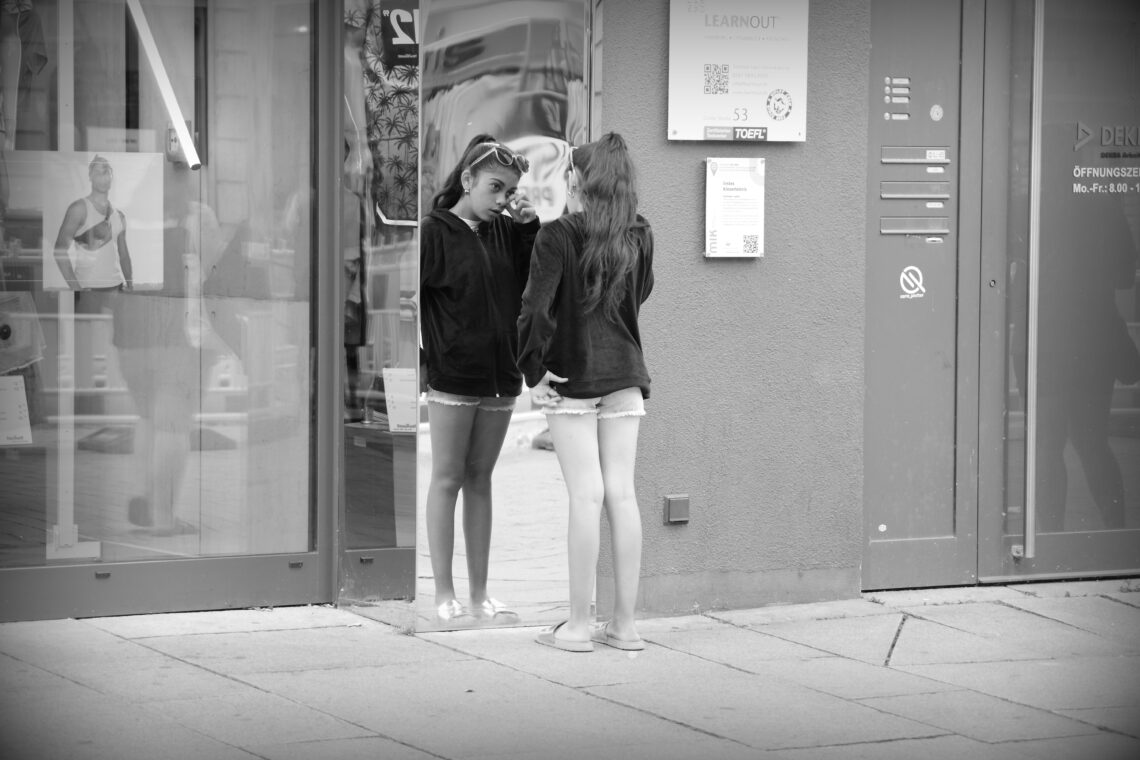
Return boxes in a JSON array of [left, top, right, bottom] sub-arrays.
[[899, 266, 925, 299]]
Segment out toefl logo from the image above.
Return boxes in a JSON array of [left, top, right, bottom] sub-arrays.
[[734, 127, 768, 140]]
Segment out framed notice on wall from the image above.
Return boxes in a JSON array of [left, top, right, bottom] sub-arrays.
[[705, 157, 765, 257], [668, 0, 809, 142]]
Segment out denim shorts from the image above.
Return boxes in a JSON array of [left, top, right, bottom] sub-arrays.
[[427, 387, 516, 412], [542, 387, 645, 419]]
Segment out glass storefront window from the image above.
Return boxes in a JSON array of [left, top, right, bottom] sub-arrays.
[[0, 0, 315, 567], [341, 0, 419, 557]]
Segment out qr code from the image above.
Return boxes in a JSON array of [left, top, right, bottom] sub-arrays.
[[743, 235, 759, 254], [703, 64, 729, 95]]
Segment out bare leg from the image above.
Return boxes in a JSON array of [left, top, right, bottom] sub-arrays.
[[598, 415, 642, 640], [425, 400, 478, 605], [120, 345, 195, 533], [546, 413, 603, 644], [461, 407, 513, 604]]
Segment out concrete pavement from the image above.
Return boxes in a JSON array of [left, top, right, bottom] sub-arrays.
[[2, 579, 1139, 759]]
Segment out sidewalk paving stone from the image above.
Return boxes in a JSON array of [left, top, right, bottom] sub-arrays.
[[84, 605, 367, 638], [423, 626, 767, 689], [1007, 579, 1140, 598], [711, 598, 895, 625], [866, 586, 1029, 607], [136, 618, 463, 675], [645, 620, 839, 664], [896, 602, 1128, 658], [760, 734, 1053, 760], [717, 612, 905, 665], [1056, 705, 1140, 737], [896, 656, 1140, 712], [4, 586, 1139, 759], [1105, 592, 1140, 608], [0, 620, 253, 702], [459, 738, 764, 760], [741, 656, 960, 700], [238, 656, 745, 759], [0, 669, 257, 760], [858, 689, 1099, 743], [998, 595, 1140, 650], [887, 616, 1043, 666], [246, 736, 440, 760], [994, 731, 1140, 760], [144, 689, 374, 747], [583, 663, 945, 750]]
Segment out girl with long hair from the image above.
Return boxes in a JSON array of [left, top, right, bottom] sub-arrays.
[[518, 133, 654, 651], [420, 134, 539, 623]]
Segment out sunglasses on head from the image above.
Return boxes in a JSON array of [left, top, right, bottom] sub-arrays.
[[471, 143, 530, 173]]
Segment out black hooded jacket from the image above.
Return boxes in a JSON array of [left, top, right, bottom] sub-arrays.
[[420, 208, 540, 397]]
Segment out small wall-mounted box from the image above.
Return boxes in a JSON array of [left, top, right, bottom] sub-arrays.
[[664, 494, 690, 524]]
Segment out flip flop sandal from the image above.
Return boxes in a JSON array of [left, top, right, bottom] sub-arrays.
[[591, 622, 646, 651], [472, 598, 520, 622], [436, 600, 473, 624], [535, 621, 593, 652]]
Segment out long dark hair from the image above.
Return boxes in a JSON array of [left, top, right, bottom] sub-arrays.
[[431, 133, 499, 210], [573, 132, 640, 320]]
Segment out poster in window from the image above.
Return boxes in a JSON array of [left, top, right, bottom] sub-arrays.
[[32, 151, 165, 291]]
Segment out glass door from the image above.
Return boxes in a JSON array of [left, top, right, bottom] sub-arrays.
[[980, 0, 1140, 580], [0, 0, 326, 620]]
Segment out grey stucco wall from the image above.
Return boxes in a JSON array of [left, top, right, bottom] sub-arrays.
[[598, 0, 870, 614]]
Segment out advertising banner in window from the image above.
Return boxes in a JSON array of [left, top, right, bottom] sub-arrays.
[[667, 0, 808, 142]]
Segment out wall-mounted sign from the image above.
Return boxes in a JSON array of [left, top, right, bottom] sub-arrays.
[[899, 266, 925, 299], [668, 0, 809, 142], [705, 157, 764, 257]]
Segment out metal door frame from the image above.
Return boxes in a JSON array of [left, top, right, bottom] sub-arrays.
[[0, 1, 338, 622]]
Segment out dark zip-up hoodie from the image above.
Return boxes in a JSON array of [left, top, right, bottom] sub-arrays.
[[420, 208, 540, 397], [517, 212, 654, 399]]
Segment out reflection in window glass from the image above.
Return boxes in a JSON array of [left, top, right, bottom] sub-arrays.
[[0, 0, 314, 567], [1005, 0, 1140, 537], [342, 0, 419, 552]]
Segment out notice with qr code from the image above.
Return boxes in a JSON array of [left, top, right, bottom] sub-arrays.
[[705, 158, 764, 258], [667, 0, 808, 142]]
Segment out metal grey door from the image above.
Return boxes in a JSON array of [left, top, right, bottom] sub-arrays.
[[863, 0, 985, 589]]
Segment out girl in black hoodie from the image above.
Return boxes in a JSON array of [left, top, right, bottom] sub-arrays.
[[420, 134, 540, 623], [519, 133, 654, 652]]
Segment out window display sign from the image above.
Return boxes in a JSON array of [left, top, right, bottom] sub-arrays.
[[0, 376, 33, 446], [379, 0, 419, 67], [705, 157, 764, 257], [381, 367, 418, 433], [25, 152, 166, 291], [668, 0, 808, 142]]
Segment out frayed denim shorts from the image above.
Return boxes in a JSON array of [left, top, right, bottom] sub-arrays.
[[542, 386, 645, 419], [427, 387, 516, 412]]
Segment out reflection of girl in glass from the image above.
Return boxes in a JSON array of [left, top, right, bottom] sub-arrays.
[[420, 134, 539, 623], [519, 133, 654, 652], [53, 155, 133, 300]]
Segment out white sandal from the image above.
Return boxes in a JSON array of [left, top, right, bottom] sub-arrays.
[[472, 598, 519, 622], [436, 599, 472, 623]]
